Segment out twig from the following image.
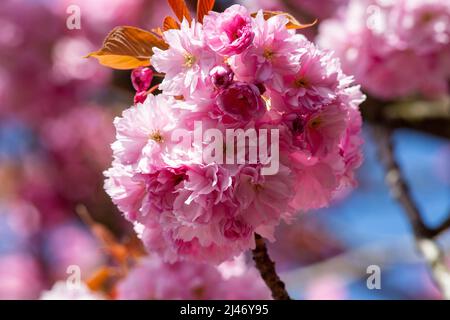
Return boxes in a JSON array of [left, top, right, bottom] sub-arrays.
[[430, 214, 450, 238], [372, 125, 450, 299], [252, 233, 291, 300], [146, 84, 160, 95]]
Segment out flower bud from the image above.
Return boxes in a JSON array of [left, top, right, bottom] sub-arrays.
[[134, 91, 147, 104], [210, 64, 234, 89], [131, 67, 153, 92]]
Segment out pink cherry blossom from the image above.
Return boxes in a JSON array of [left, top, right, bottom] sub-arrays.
[[210, 64, 235, 89], [203, 5, 255, 56], [111, 94, 181, 173], [116, 255, 271, 300], [217, 82, 266, 123], [289, 152, 340, 211], [44, 224, 105, 280], [104, 163, 147, 221], [269, 43, 342, 112], [339, 107, 364, 186], [318, 0, 450, 99], [235, 164, 294, 228], [152, 19, 218, 97], [219, 267, 272, 300], [0, 253, 44, 299], [116, 256, 221, 299], [172, 164, 233, 226], [105, 4, 365, 264], [230, 11, 305, 84], [301, 104, 348, 157]]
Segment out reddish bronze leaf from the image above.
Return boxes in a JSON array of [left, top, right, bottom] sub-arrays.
[[167, 0, 192, 22], [252, 11, 317, 30], [163, 16, 180, 30], [197, 0, 215, 23], [86, 26, 168, 70], [86, 267, 115, 291], [151, 27, 165, 37], [76, 204, 134, 264]]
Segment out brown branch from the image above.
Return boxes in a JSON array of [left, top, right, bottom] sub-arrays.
[[373, 126, 432, 238], [372, 126, 450, 239], [372, 125, 450, 299], [252, 233, 291, 300], [430, 213, 450, 238], [362, 96, 450, 139]]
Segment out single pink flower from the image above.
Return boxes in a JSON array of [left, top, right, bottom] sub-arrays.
[[217, 82, 266, 122], [270, 43, 342, 111], [203, 5, 255, 55], [104, 163, 147, 221], [111, 94, 181, 172], [221, 217, 253, 241], [152, 19, 218, 97], [302, 104, 348, 157], [210, 64, 235, 89], [235, 164, 294, 228], [230, 10, 305, 84], [173, 164, 233, 224], [339, 107, 364, 186], [289, 151, 340, 211]]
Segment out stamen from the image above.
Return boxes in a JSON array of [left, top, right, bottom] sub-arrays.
[[253, 183, 264, 192], [263, 48, 274, 60], [294, 77, 309, 88], [309, 117, 322, 129], [184, 54, 196, 68], [149, 130, 164, 143]]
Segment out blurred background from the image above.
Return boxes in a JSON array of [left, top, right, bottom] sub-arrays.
[[0, 0, 449, 299]]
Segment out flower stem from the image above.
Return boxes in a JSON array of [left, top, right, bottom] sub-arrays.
[[252, 233, 291, 300]]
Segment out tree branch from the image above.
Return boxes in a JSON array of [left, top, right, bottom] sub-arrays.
[[252, 234, 291, 300], [363, 97, 450, 139], [430, 213, 450, 238], [372, 125, 450, 299]]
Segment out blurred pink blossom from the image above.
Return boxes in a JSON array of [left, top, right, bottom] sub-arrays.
[[44, 223, 105, 280], [116, 255, 271, 300], [318, 0, 450, 99], [0, 253, 44, 299]]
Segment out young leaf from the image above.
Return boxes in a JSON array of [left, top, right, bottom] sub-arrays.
[[151, 27, 165, 37], [163, 16, 180, 30], [86, 266, 118, 298], [86, 26, 168, 70], [197, 0, 215, 23], [167, 0, 192, 22], [252, 11, 317, 30]]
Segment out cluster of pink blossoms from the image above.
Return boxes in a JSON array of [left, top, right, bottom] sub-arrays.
[[318, 0, 450, 100], [105, 5, 365, 264], [116, 256, 271, 300], [39, 255, 270, 300]]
